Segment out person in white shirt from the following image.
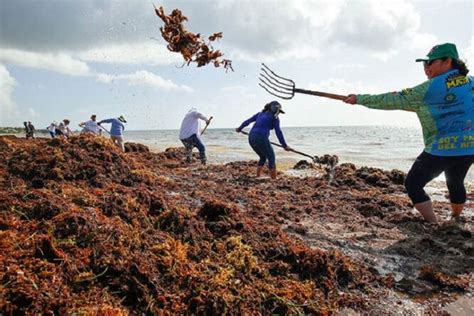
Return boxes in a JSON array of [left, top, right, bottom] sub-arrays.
[[179, 108, 211, 164], [55, 119, 73, 138], [79, 115, 102, 135], [46, 122, 56, 138]]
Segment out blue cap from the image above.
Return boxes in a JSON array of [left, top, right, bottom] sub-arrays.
[[269, 101, 285, 114]]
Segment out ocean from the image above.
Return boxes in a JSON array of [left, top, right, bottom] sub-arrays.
[[123, 125, 474, 185]]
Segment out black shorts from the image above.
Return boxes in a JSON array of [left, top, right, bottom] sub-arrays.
[[405, 151, 474, 204]]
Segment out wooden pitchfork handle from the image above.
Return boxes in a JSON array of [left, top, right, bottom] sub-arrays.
[[294, 88, 347, 101], [201, 116, 213, 135], [239, 130, 317, 162]]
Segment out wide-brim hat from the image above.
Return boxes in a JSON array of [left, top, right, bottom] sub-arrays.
[[415, 43, 459, 62], [118, 115, 127, 123]]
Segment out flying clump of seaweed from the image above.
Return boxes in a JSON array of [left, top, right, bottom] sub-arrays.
[[153, 4, 233, 72]]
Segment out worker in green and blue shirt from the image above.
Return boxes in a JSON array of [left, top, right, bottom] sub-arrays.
[[344, 43, 473, 223]]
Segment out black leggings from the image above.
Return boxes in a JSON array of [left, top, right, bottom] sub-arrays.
[[405, 152, 473, 204]]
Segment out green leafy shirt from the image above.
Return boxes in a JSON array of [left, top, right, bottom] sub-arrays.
[[356, 80, 439, 153]]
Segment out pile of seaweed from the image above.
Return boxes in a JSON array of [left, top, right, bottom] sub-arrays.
[[0, 135, 471, 314]]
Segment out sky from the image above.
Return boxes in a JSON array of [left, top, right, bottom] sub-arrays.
[[0, 0, 473, 130]]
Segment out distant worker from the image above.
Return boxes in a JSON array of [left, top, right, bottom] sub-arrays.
[[46, 122, 56, 138], [27, 121, 35, 139], [56, 119, 72, 138], [343, 43, 474, 223], [79, 115, 101, 135], [179, 108, 211, 165], [23, 122, 32, 139], [98, 115, 127, 151], [236, 101, 291, 179]]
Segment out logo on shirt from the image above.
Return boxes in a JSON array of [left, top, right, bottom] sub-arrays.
[[444, 93, 456, 103], [445, 74, 469, 89]]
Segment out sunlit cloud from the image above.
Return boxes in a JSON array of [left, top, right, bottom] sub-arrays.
[[0, 64, 19, 126], [0, 49, 90, 76], [77, 42, 183, 65], [96, 70, 193, 92]]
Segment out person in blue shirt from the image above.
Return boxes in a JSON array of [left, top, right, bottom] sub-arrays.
[[98, 115, 127, 152], [343, 43, 473, 223], [236, 101, 291, 179]]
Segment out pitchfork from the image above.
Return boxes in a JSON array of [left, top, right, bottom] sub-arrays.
[[239, 130, 318, 163], [259, 63, 347, 101]]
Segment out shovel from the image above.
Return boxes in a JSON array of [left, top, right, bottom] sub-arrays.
[[259, 63, 347, 101], [98, 124, 111, 135], [239, 130, 318, 163], [201, 116, 213, 135]]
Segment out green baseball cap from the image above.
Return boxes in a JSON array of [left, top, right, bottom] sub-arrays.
[[415, 43, 459, 62]]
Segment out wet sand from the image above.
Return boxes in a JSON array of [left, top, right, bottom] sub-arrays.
[[0, 135, 472, 314]]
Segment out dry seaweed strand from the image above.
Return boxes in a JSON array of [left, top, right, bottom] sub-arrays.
[[153, 4, 233, 72]]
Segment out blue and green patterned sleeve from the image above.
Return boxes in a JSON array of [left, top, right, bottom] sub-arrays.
[[356, 80, 431, 112]]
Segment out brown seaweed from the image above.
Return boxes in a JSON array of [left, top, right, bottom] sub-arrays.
[[0, 135, 472, 314], [153, 5, 233, 72]]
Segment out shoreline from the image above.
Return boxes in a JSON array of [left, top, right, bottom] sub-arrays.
[[3, 133, 474, 201]]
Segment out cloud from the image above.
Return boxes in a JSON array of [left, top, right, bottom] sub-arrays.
[[0, 47, 191, 92], [0, 48, 90, 76], [27, 107, 39, 118], [0, 64, 19, 126], [327, 0, 422, 50], [76, 42, 182, 65], [462, 37, 474, 65], [0, 0, 433, 63], [333, 63, 366, 71], [308, 78, 380, 97], [0, 0, 157, 52], [172, 0, 429, 61], [407, 32, 438, 51], [96, 70, 193, 92], [184, 0, 339, 61]]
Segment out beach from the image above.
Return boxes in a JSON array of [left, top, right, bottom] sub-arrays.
[[0, 134, 472, 314]]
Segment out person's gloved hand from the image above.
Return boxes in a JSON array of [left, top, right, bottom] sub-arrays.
[[344, 94, 357, 104], [235, 128, 241, 133], [284, 146, 292, 151]]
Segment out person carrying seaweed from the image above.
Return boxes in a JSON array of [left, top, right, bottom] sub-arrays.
[[179, 108, 211, 165], [236, 101, 291, 179], [343, 43, 474, 223]]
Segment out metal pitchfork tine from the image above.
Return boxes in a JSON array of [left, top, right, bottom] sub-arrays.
[[259, 63, 347, 101]]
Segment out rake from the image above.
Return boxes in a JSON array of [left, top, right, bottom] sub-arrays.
[[259, 63, 347, 101]]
